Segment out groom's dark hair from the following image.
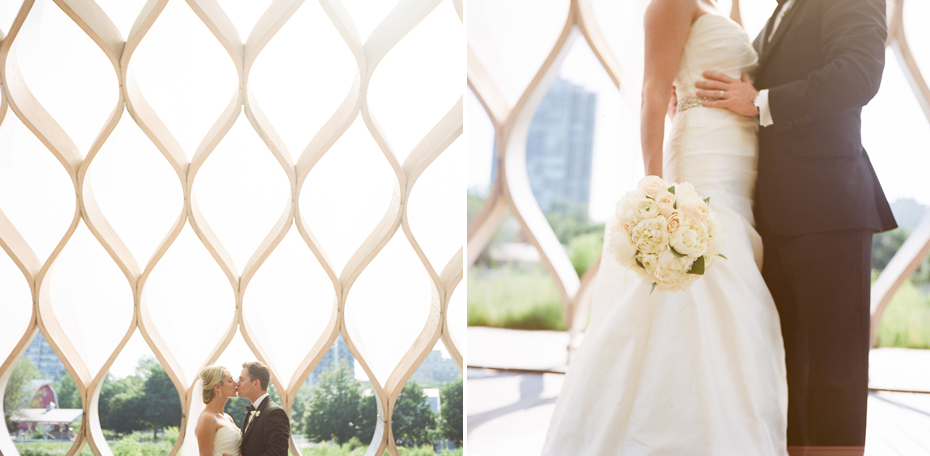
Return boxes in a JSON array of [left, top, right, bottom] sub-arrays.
[[242, 361, 270, 391]]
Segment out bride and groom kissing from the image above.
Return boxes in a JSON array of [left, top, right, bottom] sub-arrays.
[[542, 0, 895, 454], [195, 362, 290, 456]]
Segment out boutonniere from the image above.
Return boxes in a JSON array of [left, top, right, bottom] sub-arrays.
[[250, 410, 261, 419]]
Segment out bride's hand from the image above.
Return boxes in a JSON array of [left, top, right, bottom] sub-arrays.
[[696, 72, 759, 117]]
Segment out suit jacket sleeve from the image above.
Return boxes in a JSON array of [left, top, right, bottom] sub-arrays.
[[768, 0, 886, 130], [258, 408, 290, 456]]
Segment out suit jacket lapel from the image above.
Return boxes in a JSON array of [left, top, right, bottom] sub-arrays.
[[243, 396, 270, 441], [760, 0, 806, 66]]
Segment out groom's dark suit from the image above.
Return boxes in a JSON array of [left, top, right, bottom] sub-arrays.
[[752, 0, 896, 447], [240, 396, 290, 456]]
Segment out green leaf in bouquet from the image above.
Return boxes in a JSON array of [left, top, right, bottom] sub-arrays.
[[704, 197, 710, 205], [718, 254, 728, 260], [670, 247, 685, 258], [668, 186, 676, 194], [688, 255, 706, 275], [650, 283, 657, 295], [635, 256, 645, 269]]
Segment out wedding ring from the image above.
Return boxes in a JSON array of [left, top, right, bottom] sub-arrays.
[[719, 90, 725, 99]]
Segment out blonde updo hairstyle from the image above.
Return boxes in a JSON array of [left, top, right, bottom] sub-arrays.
[[200, 365, 228, 404]]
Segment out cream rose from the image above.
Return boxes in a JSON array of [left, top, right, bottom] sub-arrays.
[[638, 176, 667, 198], [669, 215, 710, 257], [631, 216, 669, 254], [620, 217, 636, 234], [665, 211, 682, 233], [687, 199, 711, 221], [655, 190, 676, 216]]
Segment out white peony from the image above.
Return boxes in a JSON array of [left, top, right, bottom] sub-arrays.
[[607, 223, 638, 267], [636, 251, 659, 272], [654, 250, 693, 283], [674, 182, 698, 201], [669, 215, 710, 258], [632, 216, 669, 254]]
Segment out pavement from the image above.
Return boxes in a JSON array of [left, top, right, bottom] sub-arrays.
[[466, 326, 930, 456]]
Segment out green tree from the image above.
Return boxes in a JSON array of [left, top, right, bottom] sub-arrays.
[[3, 358, 40, 432], [390, 382, 435, 448], [101, 374, 144, 433], [544, 199, 603, 245], [53, 371, 81, 409], [568, 231, 603, 277], [438, 378, 462, 445], [873, 228, 908, 271], [139, 360, 182, 437], [289, 383, 314, 433], [303, 362, 363, 444], [467, 192, 487, 227], [356, 393, 379, 444]]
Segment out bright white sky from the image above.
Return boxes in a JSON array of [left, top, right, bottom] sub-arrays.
[[468, 0, 930, 224], [0, 0, 462, 385]]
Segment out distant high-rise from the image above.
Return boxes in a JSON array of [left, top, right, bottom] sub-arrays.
[[24, 333, 65, 381], [491, 78, 597, 213], [410, 350, 460, 385], [305, 333, 355, 386]]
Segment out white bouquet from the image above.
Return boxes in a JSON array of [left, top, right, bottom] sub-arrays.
[[607, 176, 725, 293]]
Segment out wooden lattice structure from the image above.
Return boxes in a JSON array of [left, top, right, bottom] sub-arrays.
[[0, 1, 464, 456]]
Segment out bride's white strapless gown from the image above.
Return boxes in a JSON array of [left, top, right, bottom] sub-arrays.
[[213, 426, 241, 456], [542, 14, 789, 456]]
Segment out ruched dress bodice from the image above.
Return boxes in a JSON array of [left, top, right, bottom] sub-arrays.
[[666, 14, 764, 265], [212, 426, 241, 456]]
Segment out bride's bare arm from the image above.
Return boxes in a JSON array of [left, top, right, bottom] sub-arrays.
[[641, 0, 698, 177], [194, 413, 216, 456]]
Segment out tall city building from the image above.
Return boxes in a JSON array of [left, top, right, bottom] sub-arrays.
[[305, 333, 356, 386], [24, 333, 66, 381], [410, 350, 461, 385], [491, 77, 597, 213]]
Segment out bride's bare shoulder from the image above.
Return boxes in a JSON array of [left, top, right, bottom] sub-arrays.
[[194, 410, 219, 437], [645, 0, 701, 26]]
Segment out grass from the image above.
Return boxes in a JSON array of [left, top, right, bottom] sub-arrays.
[[467, 264, 565, 331], [300, 441, 462, 456], [15, 441, 101, 456], [15, 435, 174, 456], [876, 279, 930, 349], [16, 440, 462, 456], [468, 264, 930, 349]]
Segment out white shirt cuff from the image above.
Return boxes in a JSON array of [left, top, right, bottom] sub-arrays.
[[756, 89, 773, 127]]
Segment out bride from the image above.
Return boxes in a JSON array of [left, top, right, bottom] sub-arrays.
[[195, 366, 242, 456], [542, 0, 788, 454]]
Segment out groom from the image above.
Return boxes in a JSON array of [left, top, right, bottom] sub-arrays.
[[696, 0, 896, 450], [237, 361, 290, 456]]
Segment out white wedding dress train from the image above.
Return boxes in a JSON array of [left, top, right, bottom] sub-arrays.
[[542, 14, 788, 456]]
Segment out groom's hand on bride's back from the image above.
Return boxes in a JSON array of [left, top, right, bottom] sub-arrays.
[[696, 72, 760, 117]]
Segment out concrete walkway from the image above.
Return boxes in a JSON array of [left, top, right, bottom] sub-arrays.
[[467, 327, 930, 456]]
